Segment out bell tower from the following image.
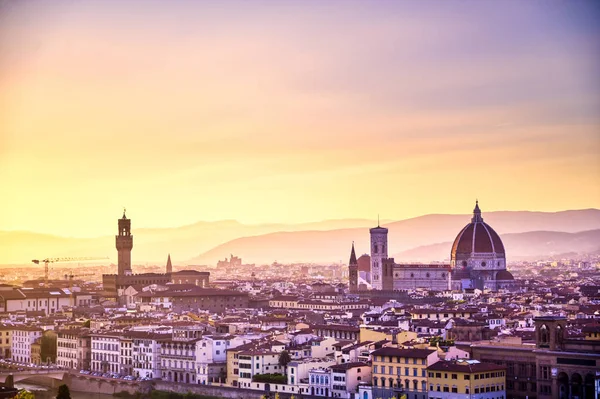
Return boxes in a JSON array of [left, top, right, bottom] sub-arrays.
[[370, 217, 388, 290], [116, 209, 133, 276]]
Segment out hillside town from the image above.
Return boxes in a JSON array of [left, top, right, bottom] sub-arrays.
[[0, 209, 598, 399]]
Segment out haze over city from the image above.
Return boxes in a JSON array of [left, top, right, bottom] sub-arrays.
[[0, 2, 599, 398], [1, 0, 599, 240]]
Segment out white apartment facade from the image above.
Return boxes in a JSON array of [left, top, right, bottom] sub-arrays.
[[91, 331, 121, 373], [56, 329, 79, 369], [195, 335, 249, 384], [161, 338, 198, 383], [237, 350, 283, 389], [132, 332, 165, 379], [11, 326, 43, 364]]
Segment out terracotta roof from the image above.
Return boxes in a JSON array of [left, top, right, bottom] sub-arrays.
[[451, 203, 505, 256], [330, 362, 370, 371], [428, 360, 505, 373], [372, 347, 435, 359]]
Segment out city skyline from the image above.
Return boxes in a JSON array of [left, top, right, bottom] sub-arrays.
[[1, 0, 599, 238], [0, 2, 598, 396]]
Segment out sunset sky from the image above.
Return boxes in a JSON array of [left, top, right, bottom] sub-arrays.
[[1, 0, 599, 237]]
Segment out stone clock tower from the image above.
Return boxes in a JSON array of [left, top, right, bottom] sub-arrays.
[[370, 221, 388, 290], [116, 209, 133, 276]]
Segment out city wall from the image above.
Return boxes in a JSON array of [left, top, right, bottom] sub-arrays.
[[153, 381, 323, 399], [63, 374, 152, 396]]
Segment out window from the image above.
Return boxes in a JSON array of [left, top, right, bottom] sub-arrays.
[[464, 375, 470, 380], [451, 374, 457, 379]]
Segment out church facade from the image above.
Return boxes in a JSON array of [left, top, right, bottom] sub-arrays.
[[348, 202, 515, 292]]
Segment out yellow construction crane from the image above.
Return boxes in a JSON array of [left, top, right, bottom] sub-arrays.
[[32, 257, 108, 285], [64, 272, 96, 307]]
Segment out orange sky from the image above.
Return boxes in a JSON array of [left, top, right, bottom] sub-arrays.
[[1, 1, 599, 237]]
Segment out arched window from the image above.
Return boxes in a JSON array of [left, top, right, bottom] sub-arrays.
[[481, 261, 486, 267], [426, 273, 430, 278], [410, 273, 414, 278], [556, 325, 564, 346], [373, 377, 378, 386], [441, 273, 446, 278], [413, 380, 418, 390], [539, 324, 549, 345]]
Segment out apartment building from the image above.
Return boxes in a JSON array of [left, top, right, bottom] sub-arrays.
[[160, 337, 198, 383], [0, 324, 12, 359], [371, 347, 438, 399], [195, 334, 243, 384], [330, 362, 372, 398], [90, 331, 121, 373], [57, 328, 84, 369], [237, 348, 283, 389], [11, 326, 43, 364], [427, 359, 506, 399], [119, 334, 133, 376], [132, 331, 165, 379], [410, 309, 476, 321]]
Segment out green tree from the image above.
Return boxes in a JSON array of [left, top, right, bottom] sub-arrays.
[[41, 333, 57, 363], [15, 391, 35, 399], [56, 384, 71, 399], [278, 350, 291, 368]]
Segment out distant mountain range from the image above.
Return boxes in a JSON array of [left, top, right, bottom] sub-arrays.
[[0, 218, 384, 265], [394, 229, 600, 262], [3, 209, 600, 266]]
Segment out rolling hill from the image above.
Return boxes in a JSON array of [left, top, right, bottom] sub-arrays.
[[190, 209, 600, 264], [3, 209, 600, 266]]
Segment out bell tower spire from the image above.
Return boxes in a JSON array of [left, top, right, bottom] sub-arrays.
[[348, 242, 358, 293], [166, 254, 172, 274]]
